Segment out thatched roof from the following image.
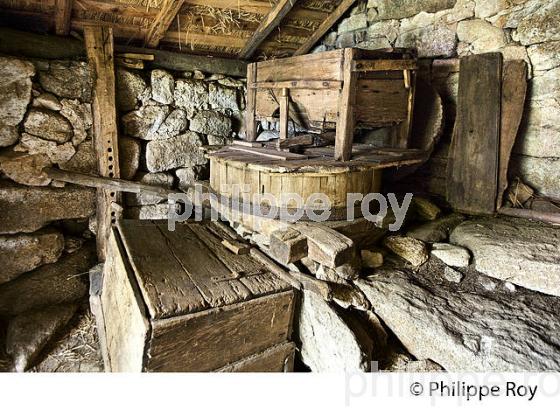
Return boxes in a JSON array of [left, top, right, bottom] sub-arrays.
[[0, 0, 355, 60]]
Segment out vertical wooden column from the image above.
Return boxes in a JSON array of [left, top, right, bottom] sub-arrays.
[[334, 48, 358, 161], [84, 25, 121, 261], [392, 68, 416, 148], [279, 88, 289, 141], [245, 63, 258, 141]]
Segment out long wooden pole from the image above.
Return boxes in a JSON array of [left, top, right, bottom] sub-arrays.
[[84, 25, 120, 261]]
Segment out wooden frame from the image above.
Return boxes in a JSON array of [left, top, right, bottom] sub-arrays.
[[245, 48, 418, 161]]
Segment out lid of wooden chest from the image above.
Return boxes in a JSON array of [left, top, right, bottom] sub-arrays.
[[115, 219, 291, 320]]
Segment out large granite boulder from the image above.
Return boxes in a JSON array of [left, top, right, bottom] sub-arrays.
[[0, 125, 20, 147], [174, 79, 209, 114], [15, 133, 76, 164], [59, 98, 93, 146], [145, 131, 207, 172], [38, 61, 92, 101], [116, 68, 148, 112], [456, 19, 507, 54], [119, 136, 141, 180], [298, 290, 372, 372], [0, 151, 52, 186], [396, 24, 457, 58], [0, 56, 34, 127], [23, 108, 73, 143], [0, 229, 64, 285], [122, 104, 169, 140], [0, 182, 96, 234], [59, 139, 96, 175], [356, 263, 560, 371], [6, 303, 79, 372], [151, 69, 174, 105], [209, 83, 240, 111], [156, 108, 188, 139], [0, 243, 95, 316], [510, 155, 560, 199], [190, 111, 232, 137], [516, 0, 560, 45], [450, 217, 560, 297], [374, 0, 457, 20]]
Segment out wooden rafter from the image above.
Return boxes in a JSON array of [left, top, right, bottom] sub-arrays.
[[238, 0, 297, 60], [54, 0, 73, 35], [293, 0, 356, 56], [145, 0, 185, 48]]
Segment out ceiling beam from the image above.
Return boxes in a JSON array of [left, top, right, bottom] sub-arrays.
[[238, 0, 298, 60], [145, 0, 185, 48], [54, 0, 73, 35], [293, 0, 356, 56]]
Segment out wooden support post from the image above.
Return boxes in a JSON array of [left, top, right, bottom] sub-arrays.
[[245, 63, 258, 141], [334, 48, 358, 161], [279, 88, 289, 141], [54, 0, 73, 36], [392, 69, 416, 148], [84, 25, 121, 261]]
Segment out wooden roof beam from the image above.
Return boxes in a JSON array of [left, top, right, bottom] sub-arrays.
[[238, 0, 298, 60], [55, 0, 73, 35], [293, 0, 356, 56], [145, 0, 185, 48]]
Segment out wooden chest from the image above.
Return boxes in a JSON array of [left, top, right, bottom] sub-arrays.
[[96, 219, 296, 372]]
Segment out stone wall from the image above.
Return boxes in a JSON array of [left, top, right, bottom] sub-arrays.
[[0, 55, 98, 370], [115, 67, 246, 219], [317, 0, 560, 200]]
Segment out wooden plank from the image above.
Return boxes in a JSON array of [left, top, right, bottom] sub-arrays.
[[279, 88, 289, 140], [250, 80, 342, 90], [84, 25, 120, 261], [256, 49, 345, 82], [54, 0, 73, 36], [157, 223, 254, 309], [293, 0, 357, 56], [227, 146, 308, 160], [352, 59, 417, 72], [101, 229, 149, 372], [147, 291, 295, 372], [217, 342, 295, 372], [116, 220, 209, 319], [246, 63, 258, 141], [497, 60, 527, 208], [238, 0, 298, 59], [145, 0, 186, 48], [335, 48, 358, 161], [447, 53, 502, 215]]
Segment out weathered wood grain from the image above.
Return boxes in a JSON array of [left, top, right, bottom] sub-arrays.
[[216, 342, 295, 372], [497, 60, 527, 208], [101, 230, 149, 372], [447, 53, 502, 215], [84, 25, 121, 261], [238, 0, 297, 59], [147, 291, 295, 372]]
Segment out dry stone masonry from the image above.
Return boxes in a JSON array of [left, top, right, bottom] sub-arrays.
[[0, 55, 97, 372], [116, 66, 245, 219]]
